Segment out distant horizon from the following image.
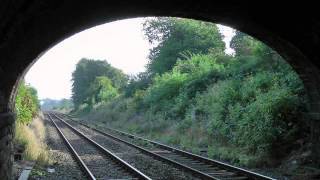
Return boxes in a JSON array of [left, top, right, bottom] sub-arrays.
[[25, 18, 235, 100]]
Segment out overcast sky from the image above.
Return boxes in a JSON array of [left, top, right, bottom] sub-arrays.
[[25, 18, 235, 100]]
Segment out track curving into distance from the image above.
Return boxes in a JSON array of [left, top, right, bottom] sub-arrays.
[[54, 112, 276, 180]]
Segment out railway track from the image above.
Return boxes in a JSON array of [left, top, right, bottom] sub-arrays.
[[47, 113, 151, 180], [54, 112, 276, 180]]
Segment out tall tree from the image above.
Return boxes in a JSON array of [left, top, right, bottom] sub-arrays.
[[230, 31, 285, 71], [143, 17, 225, 75], [230, 31, 276, 58], [230, 31, 256, 56], [71, 58, 127, 108]]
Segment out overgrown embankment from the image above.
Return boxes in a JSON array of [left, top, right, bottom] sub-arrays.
[[78, 51, 308, 167], [14, 115, 50, 164], [72, 17, 312, 173], [14, 81, 50, 165]]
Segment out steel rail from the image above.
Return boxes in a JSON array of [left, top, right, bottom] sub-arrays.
[[47, 113, 96, 180], [54, 113, 218, 180], [60, 113, 276, 180], [103, 125, 275, 180], [50, 112, 151, 180]]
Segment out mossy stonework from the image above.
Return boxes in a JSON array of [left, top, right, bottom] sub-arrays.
[[1, 1, 320, 179]]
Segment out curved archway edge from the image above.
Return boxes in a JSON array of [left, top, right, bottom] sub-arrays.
[[1, 1, 320, 178]]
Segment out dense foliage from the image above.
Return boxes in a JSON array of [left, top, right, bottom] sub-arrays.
[[87, 76, 119, 105], [125, 17, 225, 97], [143, 17, 225, 76], [15, 81, 40, 124], [72, 58, 127, 109], [73, 18, 308, 167]]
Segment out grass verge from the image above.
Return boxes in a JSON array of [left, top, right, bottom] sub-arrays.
[[14, 113, 51, 165]]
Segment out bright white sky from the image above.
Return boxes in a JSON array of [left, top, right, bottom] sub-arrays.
[[25, 18, 235, 100]]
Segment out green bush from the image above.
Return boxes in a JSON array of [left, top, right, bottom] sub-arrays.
[[194, 66, 305, 156], [143, 71, 188, 105], [143, 53, 226, 114], [15, 81, 40, 124]]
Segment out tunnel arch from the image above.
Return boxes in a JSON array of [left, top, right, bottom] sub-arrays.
[[1, 1, 320, 179]]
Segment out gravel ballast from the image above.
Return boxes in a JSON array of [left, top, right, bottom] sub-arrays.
[[52, 117, 135, 179], [29, 116, 85, 180], [66, 118, 200, 179]]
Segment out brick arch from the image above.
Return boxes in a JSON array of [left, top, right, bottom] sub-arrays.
[[1, 1, 320, 179]]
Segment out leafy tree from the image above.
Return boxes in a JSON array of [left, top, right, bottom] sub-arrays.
[[230, 31, 278, 59], [124, 72, 152, 97], [143, 17, 225, 75], [87, 76, 118, 105], [229, 31, 290, 77], [230, 31, 257, 56], [72, 58, 127, 108], [15, 81, 40, 124]]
